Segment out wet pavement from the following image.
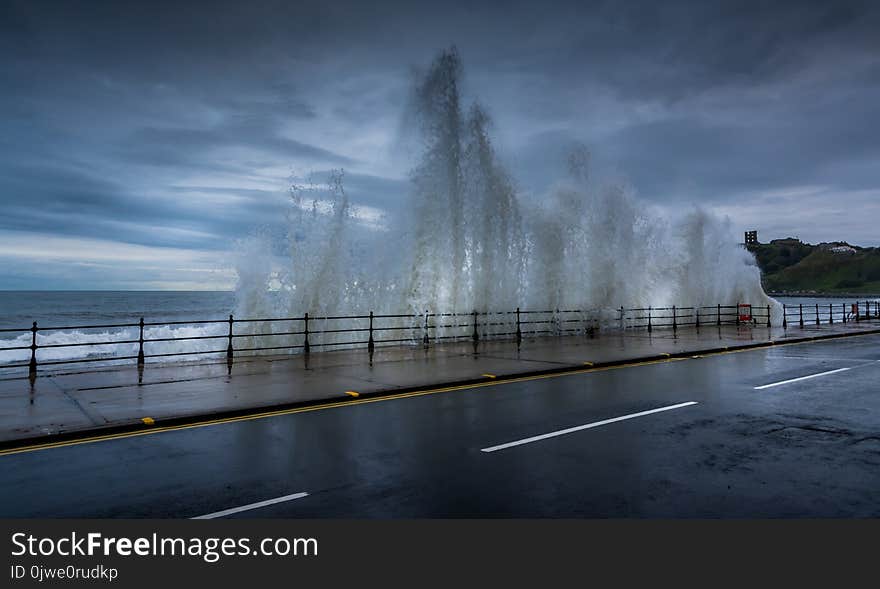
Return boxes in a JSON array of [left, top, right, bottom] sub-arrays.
[[0, 330, 878, 517], [1, 321, 879, 445]]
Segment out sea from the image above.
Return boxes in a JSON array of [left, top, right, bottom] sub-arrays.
[[0, 291, 235, 371], [0, 291, 235, 331]]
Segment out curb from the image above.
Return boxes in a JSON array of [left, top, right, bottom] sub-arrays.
[[2, 325, 879, 453]]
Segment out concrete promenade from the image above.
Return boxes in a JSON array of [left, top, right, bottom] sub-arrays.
[[1, 320, 879, 447]]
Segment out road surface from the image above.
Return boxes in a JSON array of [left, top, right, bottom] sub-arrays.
[[1, 333, 878, 518]]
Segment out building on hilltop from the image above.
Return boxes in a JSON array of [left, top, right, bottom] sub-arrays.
[[744, 230, 758, 245], [818, 242, 858, 255], [770, 237, 802, 246]]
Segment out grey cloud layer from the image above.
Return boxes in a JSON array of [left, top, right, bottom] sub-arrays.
[[1, 0, 879, 288]]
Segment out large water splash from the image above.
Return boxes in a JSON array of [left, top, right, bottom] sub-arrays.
[[234, 48, 777, 329], [0, 48, 782, 373]]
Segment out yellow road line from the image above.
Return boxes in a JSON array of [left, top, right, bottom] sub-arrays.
[[1, 330, 876, 457], [481, 373, 497, 379]]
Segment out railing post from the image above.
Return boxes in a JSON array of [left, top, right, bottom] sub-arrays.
[[735, 302, 740, 326], [368, 311, 375, 354], [766, 305, 771, 328], [137, 317, 145, 366], [516, 307, 522, 344], [303, 312, 310, 355], [647, 306, 653, 333], [716, 304, 721, 326], [695, 306, 700, 329], [472, 310, 479, 343], [799, 304, 804, 328], [815, 303, 820, 326], [782, 303, 787, 328], [842, 302, 846, 324], [672, 305, 677, 332], [619, 306, 625, 331], [423, 310, 429, 348], [226, 314, 234, 361], [28, 321, 37, 377], [828, 303, 833, 325]]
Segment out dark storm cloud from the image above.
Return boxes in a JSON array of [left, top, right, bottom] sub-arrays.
[[124, 118, 355, 170], [0, 163, 226, 248], [557, 1, 877, 100], [2, 0, 880, 288]]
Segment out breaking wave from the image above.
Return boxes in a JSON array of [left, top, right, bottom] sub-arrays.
[[0, 324, 228, 370], [234, 48, 778, 335]]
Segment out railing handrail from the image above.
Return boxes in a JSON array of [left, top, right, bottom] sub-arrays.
[[2, 300, 878, 375]]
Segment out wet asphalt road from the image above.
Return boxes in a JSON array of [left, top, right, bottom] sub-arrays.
[[1, 334, 879, 518]]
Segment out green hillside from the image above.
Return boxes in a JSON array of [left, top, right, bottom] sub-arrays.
[[748, 239, 880, 295]]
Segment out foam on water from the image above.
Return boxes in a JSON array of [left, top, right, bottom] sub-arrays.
[[0, 324, 228, 368], [0, 292, 236, 370]]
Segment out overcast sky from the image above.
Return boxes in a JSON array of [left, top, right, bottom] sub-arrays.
[[2, 0, 879, 289]]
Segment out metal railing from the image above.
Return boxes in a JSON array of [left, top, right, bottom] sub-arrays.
[[780, 301, 880, 329], [620, 304, 771, 331], [1, 300, 875, 376]]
